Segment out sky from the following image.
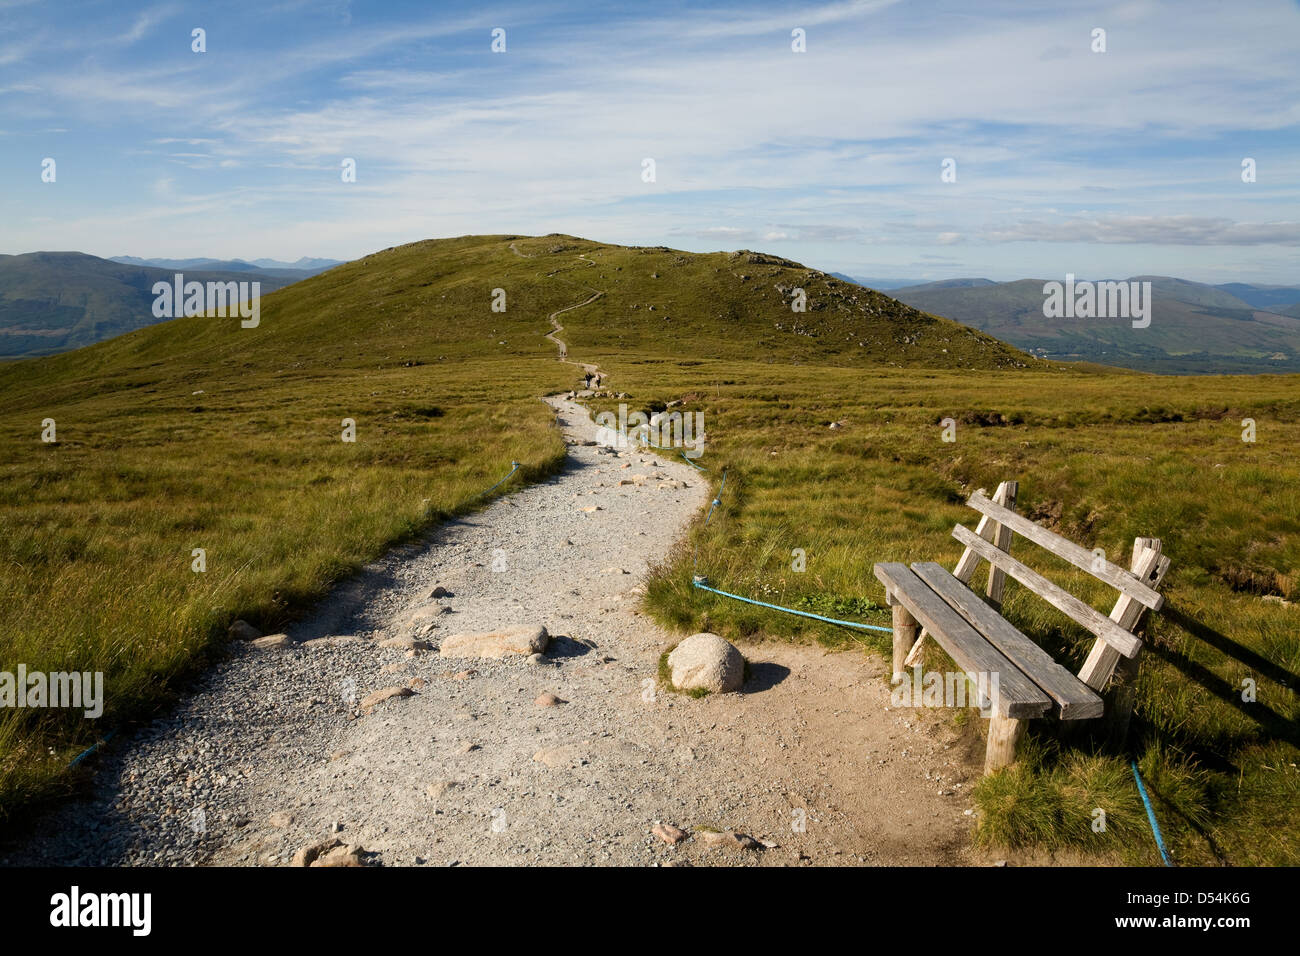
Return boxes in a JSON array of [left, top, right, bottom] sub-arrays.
[[1, 0, 1298, 284]]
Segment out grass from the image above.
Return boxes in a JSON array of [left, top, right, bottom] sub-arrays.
[[1, 234, 1296, 865], [577, 360, 1300, 865]]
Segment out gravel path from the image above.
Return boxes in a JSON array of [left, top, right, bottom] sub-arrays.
[[1, 397, 993, 867], [2, 268, 1000, 868]]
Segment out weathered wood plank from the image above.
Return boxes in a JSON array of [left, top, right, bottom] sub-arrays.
[[1078, 538, 1171, 691], [950, 524, 1142, 658], [872, 563, 1051, 718], [966, 491, 1164, 611], [911, 562, 1104, 720]]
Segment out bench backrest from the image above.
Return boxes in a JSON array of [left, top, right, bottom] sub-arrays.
[[951, 480, 1171, 691]]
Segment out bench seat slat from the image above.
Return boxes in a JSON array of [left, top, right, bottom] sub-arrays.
[[951, 524, 1143, 658], [911, 562, 1104, 721], [966, 491, 1163, 611], [872, 563, 1052, 719]]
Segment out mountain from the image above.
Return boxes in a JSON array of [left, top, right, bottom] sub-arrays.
[[4, 236, 1032, 377], [829, 273, 929, 290], [890, 276, 1300, 374], [884, 277, 997, 294], [250, 256, 345, 272], [1214, 282, 1300, 312], [110, 255, 345, 279], [0, 252, 304, 358]]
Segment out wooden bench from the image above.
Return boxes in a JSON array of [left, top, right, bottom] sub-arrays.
[[872, 480, 1171, 774]]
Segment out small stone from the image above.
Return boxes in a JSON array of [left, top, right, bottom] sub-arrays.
[[228, 620, 261, 642], [292, 838, 353, 867], [267, 812, 294, 828], [440, 625, 548, 660], [652, 824, 689, 845], [451, 669, 477, 681], [312, 843, 364, 867], [250, 633, 292, 650], [535, 692, 567, 707], [430, 586, 453, 598], [360, 686, 415, 712]]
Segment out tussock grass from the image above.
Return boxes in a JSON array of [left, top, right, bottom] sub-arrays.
[[2, 234, 1296, 864], [591, 359, 1300, 865]]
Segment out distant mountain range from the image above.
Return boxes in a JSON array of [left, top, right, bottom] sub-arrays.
[[110, 255, 346, 279], [0, 252, 311, 358], [873, 275, 1300, 374], [4, 248, 1297, 374]]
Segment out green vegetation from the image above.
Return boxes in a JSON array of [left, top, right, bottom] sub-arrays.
[[1, 234, 1296, 865], [597, 359, 1299, 865]]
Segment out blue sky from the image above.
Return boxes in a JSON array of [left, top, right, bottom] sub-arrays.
[[2, 0, 1298, 283]]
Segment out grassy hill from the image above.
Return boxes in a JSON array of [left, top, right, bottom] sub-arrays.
[[0, 233, 1027, 817], [891, 277, 1300, 374], [0, 234, 1296, 864], [0, 252, 304, 358]]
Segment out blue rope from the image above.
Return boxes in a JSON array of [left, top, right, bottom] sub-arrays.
[[681, 452, 707, 471], [703, 468, 727, 526], [475, 461, 521, 499], [1131, 759, 1173, 866], [68, 731, 115, 768], [693, 578, 894, 634], [691, 466, 889, 633]]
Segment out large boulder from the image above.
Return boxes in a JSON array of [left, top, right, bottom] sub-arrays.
[[667, 633, 745, 694], [439, 625, 549, 659]]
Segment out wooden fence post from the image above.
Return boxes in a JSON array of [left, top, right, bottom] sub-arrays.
[[984, 481, 1018, 611], [891, 603, 919, 681]]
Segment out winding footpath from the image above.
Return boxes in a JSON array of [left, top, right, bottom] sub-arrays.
[[0, 251, 1004, 867]]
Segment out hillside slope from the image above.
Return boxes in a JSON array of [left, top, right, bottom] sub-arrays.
[[0, 252, 303, 358], [0, 232, 1028, 818]]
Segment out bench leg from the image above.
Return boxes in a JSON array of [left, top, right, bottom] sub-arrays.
[[984, 713, 1027, 775], [891, 604, 919, 681]]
